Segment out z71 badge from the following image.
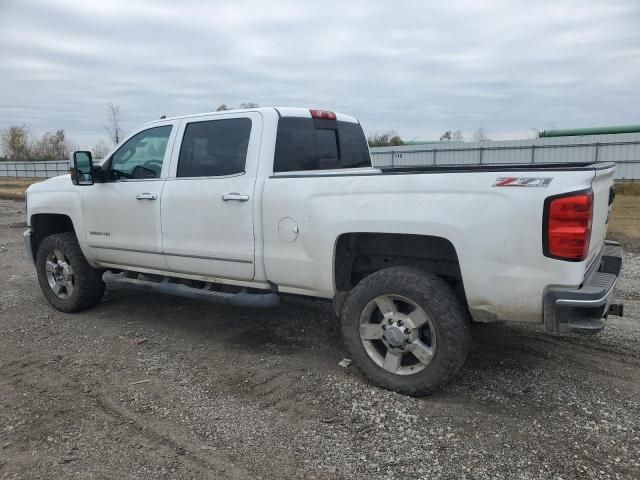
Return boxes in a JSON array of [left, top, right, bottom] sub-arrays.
[[492, 177, 553, 187]]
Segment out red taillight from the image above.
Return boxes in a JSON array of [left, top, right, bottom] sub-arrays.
[[544, 190, 593, 261], [310, 109, 336, 120]]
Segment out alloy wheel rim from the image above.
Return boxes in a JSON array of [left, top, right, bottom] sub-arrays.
[[45, 249, 74, 299], [359, 294, 436, 376]]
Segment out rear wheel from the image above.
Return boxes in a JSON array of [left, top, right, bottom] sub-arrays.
[[36, 232, 105, 312], [340, 266, 470, 395]]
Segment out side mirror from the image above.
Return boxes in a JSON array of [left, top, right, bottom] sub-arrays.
[[71, 151, 94, 185]]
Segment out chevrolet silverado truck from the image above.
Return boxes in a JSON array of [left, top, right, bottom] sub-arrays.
[[24, 107, 623, 395]]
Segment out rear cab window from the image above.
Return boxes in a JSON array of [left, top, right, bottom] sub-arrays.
[[274, 116, 371, 172]]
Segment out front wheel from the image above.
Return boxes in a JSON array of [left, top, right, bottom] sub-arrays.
[[340, 266, 471, 395], [36, 232, 105, 312]]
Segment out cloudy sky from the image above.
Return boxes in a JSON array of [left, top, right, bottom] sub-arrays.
[[1, 0, 639, 148]]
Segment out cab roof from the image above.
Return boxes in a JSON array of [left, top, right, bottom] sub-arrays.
[[141, 107, 359, 128]]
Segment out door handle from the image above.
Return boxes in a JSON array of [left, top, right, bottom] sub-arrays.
[[136, 193, 157, 200], [222, 193, 249, 202]]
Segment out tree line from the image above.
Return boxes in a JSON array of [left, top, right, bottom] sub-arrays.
[[0, 126, 75, 162], [0, 103, 123, 161]]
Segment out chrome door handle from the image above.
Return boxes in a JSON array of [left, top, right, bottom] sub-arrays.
[[136, 193, 157, 200], [222, 193, 249, 202]]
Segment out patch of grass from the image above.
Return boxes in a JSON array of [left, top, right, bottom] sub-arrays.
[[615, 182, 640, 196], [0, 177, 43, 201], [607, 195, 640, 243]]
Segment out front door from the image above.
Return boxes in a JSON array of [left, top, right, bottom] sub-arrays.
[[161, 112, 261, 280], [83, 123, 177, 270]]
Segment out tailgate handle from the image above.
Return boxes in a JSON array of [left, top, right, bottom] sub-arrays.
[[222, 193, 249, 202]]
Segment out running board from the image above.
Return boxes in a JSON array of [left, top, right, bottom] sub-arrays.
[[102, 271, 280, 308]]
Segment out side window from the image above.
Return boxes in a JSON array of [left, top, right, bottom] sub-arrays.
[[110, 126, 172, 180], [177, 118, 252, 178]]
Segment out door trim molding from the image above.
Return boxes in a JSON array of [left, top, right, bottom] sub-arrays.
[[164, 251, 253, 264], [88, 245, 252, 264], [89, 245, 162, 255]]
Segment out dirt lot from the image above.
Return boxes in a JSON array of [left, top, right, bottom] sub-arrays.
[[608, 195, 640, 243], [0, 199, 639, 480], [0, 178, 43, 201]]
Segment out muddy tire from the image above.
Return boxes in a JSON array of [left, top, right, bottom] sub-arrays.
[[340, 266, 471, 395], [36, 232, 105, 313]]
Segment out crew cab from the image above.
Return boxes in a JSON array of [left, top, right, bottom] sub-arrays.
[[24, 107, 623, 394]]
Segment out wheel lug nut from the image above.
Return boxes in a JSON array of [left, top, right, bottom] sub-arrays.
[[382, 325, 386, 330], [397, 320, 403, 326], [388, 319, 393, 325], [404, 328, 410, 334]]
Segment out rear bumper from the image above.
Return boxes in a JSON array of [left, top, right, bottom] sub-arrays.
[[544, 241, 623, 334]]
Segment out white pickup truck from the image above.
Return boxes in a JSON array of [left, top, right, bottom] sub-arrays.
[[24, 107, 623, 394]]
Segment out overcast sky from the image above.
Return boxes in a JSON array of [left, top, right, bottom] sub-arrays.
[[1, 0, 639, 148]]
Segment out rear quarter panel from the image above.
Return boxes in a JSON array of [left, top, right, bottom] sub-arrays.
[[262, 168, 600, 323]]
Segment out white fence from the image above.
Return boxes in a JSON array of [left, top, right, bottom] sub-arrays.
[[0, 160, 69, 178], [371, 133, 640, 181]]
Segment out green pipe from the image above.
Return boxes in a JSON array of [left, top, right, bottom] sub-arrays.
[[539, 125, 640, 137]]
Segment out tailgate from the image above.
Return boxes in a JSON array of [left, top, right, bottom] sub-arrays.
[[589, 164, 616, 262]]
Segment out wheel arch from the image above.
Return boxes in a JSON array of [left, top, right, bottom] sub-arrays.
[[30, 213, 76, 260], [333, 232, 466, 314]]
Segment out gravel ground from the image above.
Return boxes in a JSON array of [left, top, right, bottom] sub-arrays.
[[0, 198, 639, 479]]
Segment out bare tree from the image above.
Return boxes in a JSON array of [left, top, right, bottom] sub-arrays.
[[215, 104, 231, 111], [104, 103, 124, 145], [92, 140, 111, 159], [440, 130, 464, 142], [31, 130, 72, 160], [239, 102, 259, 109], [368, 131, 404, 147], [472, 127, 490, 142], [1, 125, 32, 160], [1, 125, 78, 161]]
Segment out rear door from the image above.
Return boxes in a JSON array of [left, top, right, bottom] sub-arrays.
[[161, 112, 262, 280]]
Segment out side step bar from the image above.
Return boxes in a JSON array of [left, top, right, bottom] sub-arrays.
[[103, 271, 280, 308]]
